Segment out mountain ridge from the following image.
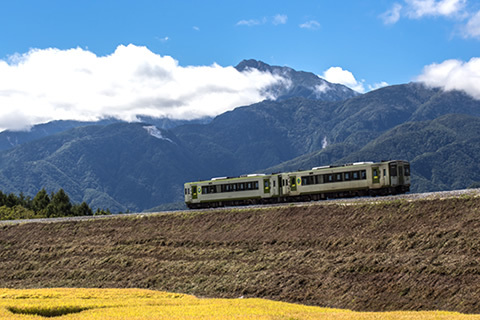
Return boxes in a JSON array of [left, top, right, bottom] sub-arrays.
[[235, 59, 360, 101], [0, 61, 479, 210]]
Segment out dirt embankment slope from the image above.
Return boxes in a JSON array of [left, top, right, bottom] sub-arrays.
[[0, 196, 479, 313]]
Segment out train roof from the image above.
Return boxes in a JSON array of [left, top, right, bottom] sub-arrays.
[[184, 160, 409, 185]]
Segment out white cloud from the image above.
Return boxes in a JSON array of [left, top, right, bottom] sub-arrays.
[[0, 45, 286, 131], [381, 3, 403, 24], [314, 82, 331, 94], [381, 0, 467, 24], [273, 14, 288, 25], [322, 67, 365, 93], [299, 20, 321, 30], [156, 36, 169, 42], [405, 0, 466, 18], [368, 81, 390, 91], [464, 10, 480, 39], [237, 15, 288, 27], [236, 19, 263, 27], [416, 57, 480, 99]]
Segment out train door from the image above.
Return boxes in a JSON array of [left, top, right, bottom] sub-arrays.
[[290, 176, 297, 192], [398, 165, 404, 185], [372, 167, 380, 184], [263, 178, 270, 194], [191, 185, 198, 200], [389, 163, 398, 186], [280, 174, 289, 196], [382, 168, 387, 186], [278, 176, 283, 196]]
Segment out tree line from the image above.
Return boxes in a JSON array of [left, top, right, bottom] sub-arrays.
[[0, 188, 112, 220]]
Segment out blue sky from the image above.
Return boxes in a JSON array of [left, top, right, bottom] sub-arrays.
[[0, 0, 479, 130]]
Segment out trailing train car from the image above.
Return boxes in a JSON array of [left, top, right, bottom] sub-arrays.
[[184, 160, 410, 209]]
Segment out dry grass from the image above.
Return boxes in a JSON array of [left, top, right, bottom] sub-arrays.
[[1, 288, 479, 320]]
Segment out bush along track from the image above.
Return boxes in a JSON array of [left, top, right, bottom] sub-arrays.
[[0, 195, 479, 313]]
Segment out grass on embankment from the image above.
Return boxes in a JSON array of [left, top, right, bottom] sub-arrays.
[[1, 288, 479, 320]]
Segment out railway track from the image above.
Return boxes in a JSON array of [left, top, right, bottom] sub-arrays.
[[2, 188, 479, 226]]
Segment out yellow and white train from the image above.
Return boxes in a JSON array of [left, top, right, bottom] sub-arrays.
[[184, 160, 410, 209]]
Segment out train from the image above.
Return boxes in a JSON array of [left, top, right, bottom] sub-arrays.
[[184, 160, 411, 209]]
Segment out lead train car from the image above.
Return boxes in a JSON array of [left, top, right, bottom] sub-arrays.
[[184, 160, 411, 209]]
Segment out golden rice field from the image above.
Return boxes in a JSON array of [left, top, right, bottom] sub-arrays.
[[0, 288, 479, 320]]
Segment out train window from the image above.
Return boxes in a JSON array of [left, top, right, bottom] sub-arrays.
[[315, 175, 322, 184], [352, 171, 359, 180], [264, 180, 269, 188], [254, 182, 259, 189], [344, 172, 351, 181], [301, 176, 315, 185], [361, 170, 367, 180], [399, 166, 404, 176], [273, 180, 275, 187], [247, 182, 252, 190], [184, 188, 188, 195], [383, 169, 386, 177], [390, 164, 397, 176], [325, 174, 334, 183], [336, 173, 343, 182], [404, 165, 411, 176]]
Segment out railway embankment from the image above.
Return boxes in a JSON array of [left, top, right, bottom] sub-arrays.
[[0, 191, 479, 313]]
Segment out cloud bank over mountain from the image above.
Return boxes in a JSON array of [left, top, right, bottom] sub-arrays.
[[0, 44, 284, 131], [417, 57, 480, 99]]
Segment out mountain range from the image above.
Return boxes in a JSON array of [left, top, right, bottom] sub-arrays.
[[1, 60, 479, 212]]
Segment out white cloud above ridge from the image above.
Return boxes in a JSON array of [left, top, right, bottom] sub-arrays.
[[322, 67, 366, 93], [416, 57, 480, 99], [320, 67, 389, 93], [0, 44, 286, 131]]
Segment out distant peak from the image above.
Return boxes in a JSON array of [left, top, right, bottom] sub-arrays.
[[235, 59, 272, 72], [234, 59, 359, 102]]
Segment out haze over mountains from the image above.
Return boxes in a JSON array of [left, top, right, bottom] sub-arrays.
[[0, 60, 479, 212]]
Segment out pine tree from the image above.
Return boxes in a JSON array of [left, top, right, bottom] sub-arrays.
[[33, 188, 50, 213], [5, 193, 18, 208], [49, 189, 73, 217], [72, 202, 93, 216]]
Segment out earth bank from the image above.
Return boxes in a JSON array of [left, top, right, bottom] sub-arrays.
[[0, 196, 479, 313]]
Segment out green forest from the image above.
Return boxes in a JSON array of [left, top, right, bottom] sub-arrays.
[[0, 188, 112, 220]]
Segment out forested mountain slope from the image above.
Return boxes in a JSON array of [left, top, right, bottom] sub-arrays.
[[0, 76, 480, 210]]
